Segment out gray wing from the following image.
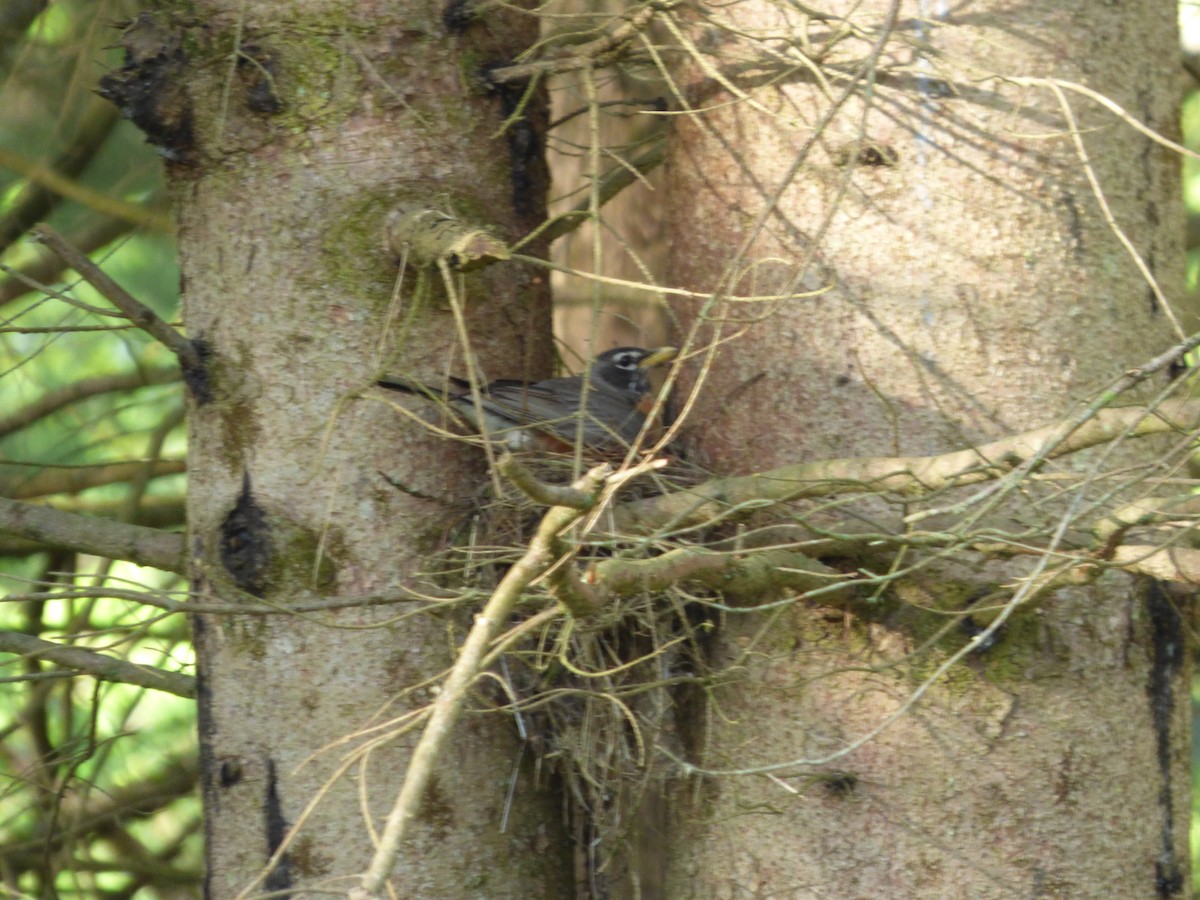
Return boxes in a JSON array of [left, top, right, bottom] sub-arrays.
[[473, 377, 646, 449]]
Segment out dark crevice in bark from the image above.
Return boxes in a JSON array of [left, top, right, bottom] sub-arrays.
[[483, 64, 545, 221], [1143, 578, 1183, 898], [192, 609, 218, 900], [263, 757, 294, 896]]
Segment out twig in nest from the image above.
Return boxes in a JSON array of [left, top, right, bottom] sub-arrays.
[[497, 452, 599, 509], [352, 462, 611, 899]]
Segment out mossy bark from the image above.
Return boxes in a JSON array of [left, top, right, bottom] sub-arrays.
[[170, 2, 568, 895]]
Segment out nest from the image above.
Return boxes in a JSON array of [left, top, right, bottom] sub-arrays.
[[418, 450, 722, 884]]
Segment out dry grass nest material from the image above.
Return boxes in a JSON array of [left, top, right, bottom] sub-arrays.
[[420, 451, 724, 868]]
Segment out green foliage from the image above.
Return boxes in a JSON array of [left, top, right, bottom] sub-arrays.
[[0, 2, 199, 895], [1184, 89, 1200, 293], [1184, 73, 1200, 900]]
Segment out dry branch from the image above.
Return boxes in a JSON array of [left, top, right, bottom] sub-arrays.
[[0, 145, 172, 236], [1, 755, 199, 856], [0, 497, 185, 572], [523, 143, 664, 249], [497, 452, 598, 509], [0, 366, 180, 439], [0, 212, 141, 307], [487, 1, 680, 84], [1107, 545, 1200, 584], [590, 545, 842, 605], [1094, 494, 1200, 545], [0, 631, 195, 698], [3, 459, 186, 499], [611, 400, 1200, 535]]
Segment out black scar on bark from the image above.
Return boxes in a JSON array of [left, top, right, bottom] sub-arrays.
[[97, 13, 195, 163], [219, 472, 271, 597], [263, 757, 294, 895], [1144, 579, 1184, 898], [238, 42, 283, 115]]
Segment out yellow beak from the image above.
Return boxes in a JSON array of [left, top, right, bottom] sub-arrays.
[[638, 346, 678, 370]]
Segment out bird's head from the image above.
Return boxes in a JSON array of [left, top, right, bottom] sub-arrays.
[[592, 346, 677, 395]]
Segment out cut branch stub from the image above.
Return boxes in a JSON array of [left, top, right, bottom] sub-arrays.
[[384, 204, 510, 271]]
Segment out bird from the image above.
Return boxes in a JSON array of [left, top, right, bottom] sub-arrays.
[[377, 346, 677, 453]]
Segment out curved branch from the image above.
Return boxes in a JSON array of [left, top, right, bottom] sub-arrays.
[[497, 452, 597, 509]]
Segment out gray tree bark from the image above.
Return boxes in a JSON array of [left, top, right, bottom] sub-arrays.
[[657, 1, 1189, 897], [168, 3, 570, 895]]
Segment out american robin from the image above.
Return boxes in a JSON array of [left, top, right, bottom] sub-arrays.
[[377, 346, 677, 452]]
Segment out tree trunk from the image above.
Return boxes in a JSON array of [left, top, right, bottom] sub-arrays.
[[168, 3, 570, 895], [658, 1, 1189, 896]]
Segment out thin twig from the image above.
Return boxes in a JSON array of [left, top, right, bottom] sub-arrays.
[[31, 225, 207, 382]]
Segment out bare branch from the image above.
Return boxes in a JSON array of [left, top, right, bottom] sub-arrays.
[[2, 756, 199, 856], [1106, 545, 1200, 585], [0, 497, 185, 572], [0, 366, 180, 439], [487, 1, 680, 84], [590, 545, 842, 605], [3, 459, 186, 500], [612, 400, 1200, 535], [517, 142, 664, 250], [0, 631, 194, 698], [497, 452, 597, 509], [0, 143, 172, 236], [0, 212, 140, 307]]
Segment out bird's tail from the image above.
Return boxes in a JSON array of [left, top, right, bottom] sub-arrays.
[[376, 374, 430, 396], [377, 373, 475, 399]]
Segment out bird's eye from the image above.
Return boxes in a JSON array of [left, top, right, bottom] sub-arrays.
[[614, 352, 638, 369]]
